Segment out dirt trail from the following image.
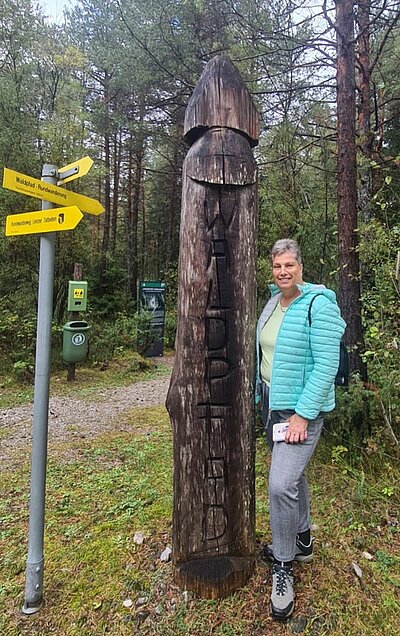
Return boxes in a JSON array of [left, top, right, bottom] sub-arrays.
[[0, 358, 172, 469]]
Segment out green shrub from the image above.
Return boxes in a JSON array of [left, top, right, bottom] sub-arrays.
[[88, 311, 154, 362], [163, 309, 177, 349], [0, 309, 36, 372], [359, 219, 400, 440], [12, 359, 34, 383], [325, 378, 374, 449]]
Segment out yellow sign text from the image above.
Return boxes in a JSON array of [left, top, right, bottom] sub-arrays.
[[6, 206, 83, 236], [3, 167, 104, 216]]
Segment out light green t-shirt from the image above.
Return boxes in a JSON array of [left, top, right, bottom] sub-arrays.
[[260, 301, 286, 386]]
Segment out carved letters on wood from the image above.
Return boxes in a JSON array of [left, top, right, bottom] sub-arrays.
[[167, 54, 259, 598]]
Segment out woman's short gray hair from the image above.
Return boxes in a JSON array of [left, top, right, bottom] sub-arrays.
[[271, 238, 302, 264]]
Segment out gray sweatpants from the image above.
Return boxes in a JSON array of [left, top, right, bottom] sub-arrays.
[[262, 384, 324, 562]]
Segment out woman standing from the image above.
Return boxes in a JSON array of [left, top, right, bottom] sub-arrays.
[[256, 239, 346, 620]]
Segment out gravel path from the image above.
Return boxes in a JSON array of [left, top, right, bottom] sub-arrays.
[[0, 358, 172, 469]]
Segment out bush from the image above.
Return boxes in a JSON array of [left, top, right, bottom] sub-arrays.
[[0, 309, 36, 373], [359, 219, 400, 440], [163, 310, 177, 349], [12, 359, 34, 383], [325, 378, 374, 445], [88, 311, 154, 363]]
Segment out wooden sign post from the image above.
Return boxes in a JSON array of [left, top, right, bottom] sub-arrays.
[[166, 54, 259, 598]]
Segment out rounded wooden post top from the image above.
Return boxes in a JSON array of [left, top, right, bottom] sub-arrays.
[[184, 54, 259, 148]]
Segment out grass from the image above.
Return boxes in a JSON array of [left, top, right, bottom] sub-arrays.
[[0, 351, 172, 409], [1, 363, 399, 635]]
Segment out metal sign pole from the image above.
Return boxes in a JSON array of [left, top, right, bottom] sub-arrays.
[[22, 164, 57, 614]]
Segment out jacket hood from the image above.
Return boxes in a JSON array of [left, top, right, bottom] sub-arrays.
[[268, 281, 338, 303]]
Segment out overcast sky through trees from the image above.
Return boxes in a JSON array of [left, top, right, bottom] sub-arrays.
[[40, 0, 76, 23]]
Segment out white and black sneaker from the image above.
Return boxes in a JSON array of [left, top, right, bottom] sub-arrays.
[[270, 562, 295, 620], [263, 536, 313, 563]]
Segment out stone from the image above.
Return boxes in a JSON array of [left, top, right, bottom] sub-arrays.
[[160, 546, 172, 563], [288, 615, 308, 634], [133, 531, 145, 545], [136, 596, 148, 607], [362, 551, 374, 561]]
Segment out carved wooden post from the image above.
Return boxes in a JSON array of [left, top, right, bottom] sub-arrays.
[[166, 54, 259, 598]]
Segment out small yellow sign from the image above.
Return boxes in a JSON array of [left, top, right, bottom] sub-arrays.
[[58, 156, 94, 184], [3, 167, 104, 216], [73, 288, 85, 298], [6, 206, 83, 236]]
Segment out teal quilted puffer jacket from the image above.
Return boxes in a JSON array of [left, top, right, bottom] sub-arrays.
[[256, 283, 346, 420]]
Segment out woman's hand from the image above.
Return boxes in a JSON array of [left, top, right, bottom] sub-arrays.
[[285, 413, 308, 444]]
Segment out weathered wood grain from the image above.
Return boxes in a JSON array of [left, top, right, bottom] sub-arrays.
[[166, 55, 258, 598], [184, 54, 259, 148]]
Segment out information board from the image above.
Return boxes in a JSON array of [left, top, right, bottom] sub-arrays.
[[139, 281, 166, 357]]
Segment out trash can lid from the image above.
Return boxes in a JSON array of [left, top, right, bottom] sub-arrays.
[[64, 321, 89, 329]]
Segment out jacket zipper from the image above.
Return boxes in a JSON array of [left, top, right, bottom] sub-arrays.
[[269, 292, 304, 403]]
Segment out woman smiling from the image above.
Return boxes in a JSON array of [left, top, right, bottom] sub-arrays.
[[256, 238, 346, 620]]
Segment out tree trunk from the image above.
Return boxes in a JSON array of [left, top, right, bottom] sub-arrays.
[[166, 55, 258, 598], [100, 70, 112, 282], [126, 134, 139, 303], [165, 129, 181, 272], [139, 172, 146, 284], [111, 128, 122, 253], [126, 118, 146, 302], [336, 0, 367, 381], [356, 0, 373, 221], [126, 96, 145, 301]]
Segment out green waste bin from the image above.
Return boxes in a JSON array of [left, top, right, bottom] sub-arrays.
[[62, 321, 90, 363]]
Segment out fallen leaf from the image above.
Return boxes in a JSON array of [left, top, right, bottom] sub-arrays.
[[351, 562, 363, 579]]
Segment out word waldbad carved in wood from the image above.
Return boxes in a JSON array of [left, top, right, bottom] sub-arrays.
[[166, 54, 259, 599]]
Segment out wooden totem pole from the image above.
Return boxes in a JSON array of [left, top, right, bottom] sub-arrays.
[[166, 54, 259, 598]]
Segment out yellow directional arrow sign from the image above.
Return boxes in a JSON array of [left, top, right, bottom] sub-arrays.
[[3, 167, 104, 216], [5, 206, 83, 236], [58, 156, 94, 184]]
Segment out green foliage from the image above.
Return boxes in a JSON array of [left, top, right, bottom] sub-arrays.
[[0, 309, 36, 373], [161, 311, 175, 350], [12, 359, 34, 383], [88, 259, 133, 319], [89, 311, 153, 362], [85, 307, 168, 364], [359, 219, 400, 439], [162, 265, 178, 348], [256, 256, 271, 312]]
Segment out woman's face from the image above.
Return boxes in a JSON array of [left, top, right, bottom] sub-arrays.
[[272, 251, 303, 294]]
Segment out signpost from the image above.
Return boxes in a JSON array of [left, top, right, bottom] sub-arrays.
[[58, 156, 94, 184], [3, 167, 104, 215], [5, 205, 83, 236], [1, 158, 101, 615]]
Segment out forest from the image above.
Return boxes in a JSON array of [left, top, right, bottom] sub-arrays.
[[0, 0, 399, 443]]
